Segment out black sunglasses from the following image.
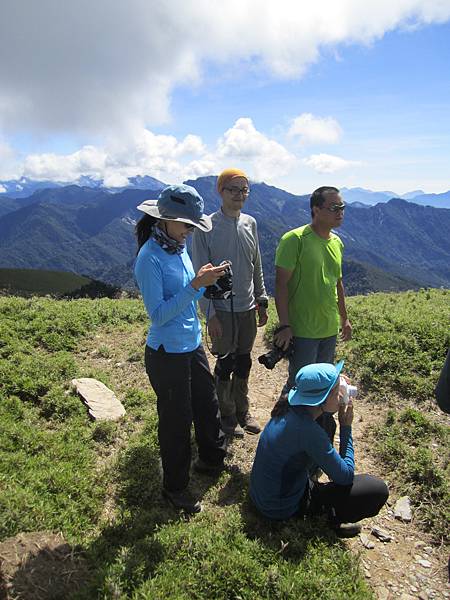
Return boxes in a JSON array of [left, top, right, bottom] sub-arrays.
[[324, 204, 346, 213]]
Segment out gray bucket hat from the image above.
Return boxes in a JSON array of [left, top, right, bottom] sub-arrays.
[[137, 184, 212, 232]]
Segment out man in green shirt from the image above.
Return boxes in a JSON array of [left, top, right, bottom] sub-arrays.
[[274, 186, 352, 439]]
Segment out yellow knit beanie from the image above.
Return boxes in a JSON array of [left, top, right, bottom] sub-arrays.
[[216, 168, 248, 193]]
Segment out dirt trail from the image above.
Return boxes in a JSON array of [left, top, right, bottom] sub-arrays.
[[219, 328, 449, 600]]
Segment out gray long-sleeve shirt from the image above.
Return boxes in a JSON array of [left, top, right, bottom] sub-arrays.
[[192, 210, 268, 318]]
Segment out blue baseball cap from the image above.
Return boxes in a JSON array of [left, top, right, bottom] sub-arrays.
[[137, 184, 212, 232], [288, 360, 344, 407]]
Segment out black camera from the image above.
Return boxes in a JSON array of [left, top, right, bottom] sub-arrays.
[[258, 327, 294, 370], [204, 261, 233, 300]]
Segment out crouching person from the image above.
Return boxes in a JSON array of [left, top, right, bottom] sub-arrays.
[[249, 361, 388, 535]]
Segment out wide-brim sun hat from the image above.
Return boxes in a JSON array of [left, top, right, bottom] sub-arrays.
[[288, 360, 344, 407], [137, 183, 212, 232]]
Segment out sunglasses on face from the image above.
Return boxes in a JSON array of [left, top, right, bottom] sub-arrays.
[[324, 204, 346, 213], [183, 223, 196, 231], [223, 186, 250, 197]]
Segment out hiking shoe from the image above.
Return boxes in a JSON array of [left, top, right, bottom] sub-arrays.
[[221, 415, 245, 438], [237, 412, 262, 435], [333, 522, 362, 538], [193, 458, 225, 476], [162, 488, 202, 514]]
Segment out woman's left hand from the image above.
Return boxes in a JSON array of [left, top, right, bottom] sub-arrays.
[[338, 400, 353, 427]]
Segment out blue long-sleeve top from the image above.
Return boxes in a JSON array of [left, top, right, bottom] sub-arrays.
[[134, 238, 204, 353], [250, 406, 354, 520]]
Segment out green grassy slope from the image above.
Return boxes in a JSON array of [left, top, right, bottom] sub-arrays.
[[338, 289, 449, 540], [0, 296, 373, 599], [1, 290, 448, 597], [0, 268, 91, 294]]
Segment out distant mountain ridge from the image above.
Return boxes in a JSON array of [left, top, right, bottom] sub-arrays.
[[341, 186, 450, 208], [0, 175, 166, 199], [2, 176, 449, 208], [0, 177, 449, 295]]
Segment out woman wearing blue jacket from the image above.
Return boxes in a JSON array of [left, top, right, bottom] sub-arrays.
[[250, 361, 388, 534], [135, 184, 227, 514]]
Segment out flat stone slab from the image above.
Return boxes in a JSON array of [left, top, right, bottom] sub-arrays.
[[72, 377, 126, 421], [394, 496, 412, 522], [371, 526, 393, 542]]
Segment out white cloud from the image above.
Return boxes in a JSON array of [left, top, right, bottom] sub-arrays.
[[23, 146, 107, 182], [1, 1, 449, 136], [303, 153, 361, 173], [217, 118, 296, 178], [20, 130, 215, 186], [288, 113, 342, 145], [9, 118, 299, 185]]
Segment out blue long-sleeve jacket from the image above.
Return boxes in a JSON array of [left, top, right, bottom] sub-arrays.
[[134, 238, 204, 353], [250, 407, 354, 520]]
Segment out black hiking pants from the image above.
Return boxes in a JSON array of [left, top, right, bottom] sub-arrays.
[[145, 344, 226, 493], [301, 473, 389, 524]]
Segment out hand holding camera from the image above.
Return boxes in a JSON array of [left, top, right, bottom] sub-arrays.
[[338, 400, 354, 427], [204, 261, 233, 299], [258, 325, 295, 370], [191, 263, 229, 290], [273, 325, 293, 351], [338, 376, 356, 426], [339, 376, 358, 406]]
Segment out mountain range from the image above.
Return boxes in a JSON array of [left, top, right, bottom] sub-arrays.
[[340, 187, 450, 208], [0, 176, 449, 295], [2, 176, 450, 208]]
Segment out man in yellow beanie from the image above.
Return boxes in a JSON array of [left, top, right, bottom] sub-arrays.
[[192, 168, 268, 437]]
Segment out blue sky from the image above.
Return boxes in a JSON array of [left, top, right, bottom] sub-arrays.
[[0, 1, 449, 194]]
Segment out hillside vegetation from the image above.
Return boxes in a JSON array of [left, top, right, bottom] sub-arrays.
[[0, 267, 91, 294], [0, 268, 120, 298], [0, 289, 448, 598], [338, 289, 449, 540]]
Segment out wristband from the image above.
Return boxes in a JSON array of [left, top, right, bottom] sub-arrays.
[[277, 324, 291, 332]]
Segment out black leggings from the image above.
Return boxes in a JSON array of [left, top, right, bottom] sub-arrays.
[[302, 474, 389, 524], [145, 344, 226, 492]]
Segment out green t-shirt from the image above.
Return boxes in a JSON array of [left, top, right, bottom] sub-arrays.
[[275, 224, 343, 339]]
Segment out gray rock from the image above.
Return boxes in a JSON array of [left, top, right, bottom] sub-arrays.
[[371, 526, 393, 542], [417, 559, 432, 569], [360, 533, 375, 549], [394, 496, 412, 522], [71, 378, 126, 421]]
